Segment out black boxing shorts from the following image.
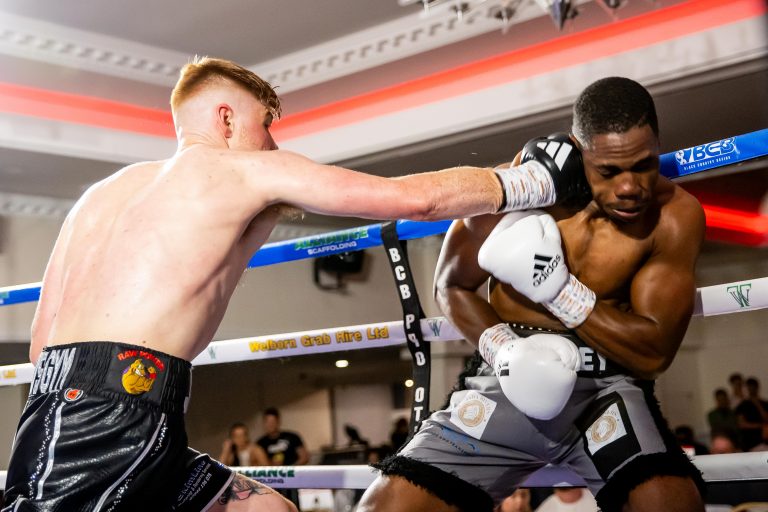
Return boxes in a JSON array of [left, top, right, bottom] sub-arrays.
[[2, 342, 234, 512]]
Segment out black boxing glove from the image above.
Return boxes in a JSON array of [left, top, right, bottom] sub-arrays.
[[521, 133, 591, 208], [495, 133, 591, 212]]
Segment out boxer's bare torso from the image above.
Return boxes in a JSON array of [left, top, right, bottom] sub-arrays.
[[36, 148, 282, 362], [435, 125, 705, 379], [487, 177, 690, 329]]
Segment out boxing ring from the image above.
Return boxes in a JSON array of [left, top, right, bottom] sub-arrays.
[[0, 130, 767, 504]]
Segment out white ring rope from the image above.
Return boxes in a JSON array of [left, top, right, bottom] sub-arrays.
[[0, 452, 765, 491], [0, 276, 765, 388]]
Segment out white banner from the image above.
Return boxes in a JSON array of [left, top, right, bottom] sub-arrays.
[[1, 272, 767, 389], [695, 276, 768, 317], [0, 452, 765, 491], [0, 317, 463, 387]]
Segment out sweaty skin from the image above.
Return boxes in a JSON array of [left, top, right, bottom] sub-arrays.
[[30, 86, 504, 364], [434, 124, 705, 380], [358, 124, 707, 512]]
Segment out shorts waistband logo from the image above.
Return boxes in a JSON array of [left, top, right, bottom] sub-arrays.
[[30, 347, 77, 396], [64, 388, 83, 402], [121, 358, 158, 395]]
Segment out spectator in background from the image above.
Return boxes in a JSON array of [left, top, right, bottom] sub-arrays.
[[735, 377, 768, 451], [389, 417, 409, 452], [729, 373, 745, 407], [707, 388, 739, 439], [219, 422, 269, 467], [535, 489, 598, 512], [344, 424, 369, 448], [674, 425, 710, 456], [499, 488, 532, 512], [710, 430, 742, 454], [256, 407, 309, 508], [256, 407, 309, 466]]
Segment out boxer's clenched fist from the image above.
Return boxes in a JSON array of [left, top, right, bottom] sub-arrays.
[[479, 211, 596, 329], [479, 324, 580, 420]]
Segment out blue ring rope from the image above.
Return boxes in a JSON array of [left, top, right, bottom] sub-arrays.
[[1, 129, 766, 307]]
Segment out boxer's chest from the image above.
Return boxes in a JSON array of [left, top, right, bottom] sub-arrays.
[[556, 214, 654, 301]]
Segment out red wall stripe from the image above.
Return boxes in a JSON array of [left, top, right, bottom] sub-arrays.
[[271, 0, 766, 140], [0, 82, 175, 138]]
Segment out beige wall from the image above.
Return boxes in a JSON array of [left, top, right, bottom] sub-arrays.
[[0, 385, 26, 469], [0, 215, 60, 343]]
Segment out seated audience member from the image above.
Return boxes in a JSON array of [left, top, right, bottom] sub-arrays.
[[344, 424, 369, 448], [390, 417, 410, 452], [675, 425, 710, 456], [707, 388, 739, 438], [710, 430, 742, 454], [499, 488, 532, 512], [735, 377, 768, 451], [729, 373, 746, 407], [219, 422, 269, 467], [535, 488, 598, 512]]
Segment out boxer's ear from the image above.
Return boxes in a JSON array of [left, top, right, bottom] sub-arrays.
[[217, 103, 234, 139]]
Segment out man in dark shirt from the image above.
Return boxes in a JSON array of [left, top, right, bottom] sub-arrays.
[[735, 378, 768, 451], [707, 388, 739, 439], [256, 407, 309, 507], [256, 407, 309, 466]]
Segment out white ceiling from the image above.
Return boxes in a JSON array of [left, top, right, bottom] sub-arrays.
[[0, 0, 417, 65]]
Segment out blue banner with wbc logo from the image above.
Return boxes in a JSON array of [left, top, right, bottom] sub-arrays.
[[660, 129, 768, 179]]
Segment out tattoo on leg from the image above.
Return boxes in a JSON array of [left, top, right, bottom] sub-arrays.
[[218, 475, 273, 504]]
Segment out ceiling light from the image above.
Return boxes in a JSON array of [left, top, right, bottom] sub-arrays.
[[335, 359, 349, 368], [404, 379, 415, 388], [533, 0, 578, 29]]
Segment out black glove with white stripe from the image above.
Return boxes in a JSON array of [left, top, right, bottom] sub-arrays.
[[520, 133, 591, 209]]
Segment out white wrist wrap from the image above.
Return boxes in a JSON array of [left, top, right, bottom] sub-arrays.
[[495, 161, 557, 212], [478, 323, 519, 367], [545, 274, 596, 329]]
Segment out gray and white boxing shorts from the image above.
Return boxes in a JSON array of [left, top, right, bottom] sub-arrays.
[[375, 327, 704, 512]]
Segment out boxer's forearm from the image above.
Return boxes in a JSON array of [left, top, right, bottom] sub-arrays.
[[436, 286, 504, 349], [393, 167, 503, 220], [574, 302, 687, 379]]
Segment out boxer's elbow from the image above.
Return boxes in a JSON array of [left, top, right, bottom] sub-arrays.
[[433, 282, 451, 313], [631, 353, 671, 380]]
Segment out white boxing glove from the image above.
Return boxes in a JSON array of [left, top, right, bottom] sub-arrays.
[[479, 324, 580, 420], [478, 211, 568, 303], [478, 212, 595, 328]]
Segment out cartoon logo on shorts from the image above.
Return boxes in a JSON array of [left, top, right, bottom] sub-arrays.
[[121, 358, 157, 395], [63, 388, 83, 402], [457, 399, 486, 428]]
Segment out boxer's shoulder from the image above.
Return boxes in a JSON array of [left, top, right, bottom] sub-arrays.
[[653, 180, 705, 247]]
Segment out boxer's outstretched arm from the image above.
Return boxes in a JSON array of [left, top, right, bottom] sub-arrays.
[[433, 215, 504, 347], [232, 149, 504, 220], [574, 196, 705, 379]]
